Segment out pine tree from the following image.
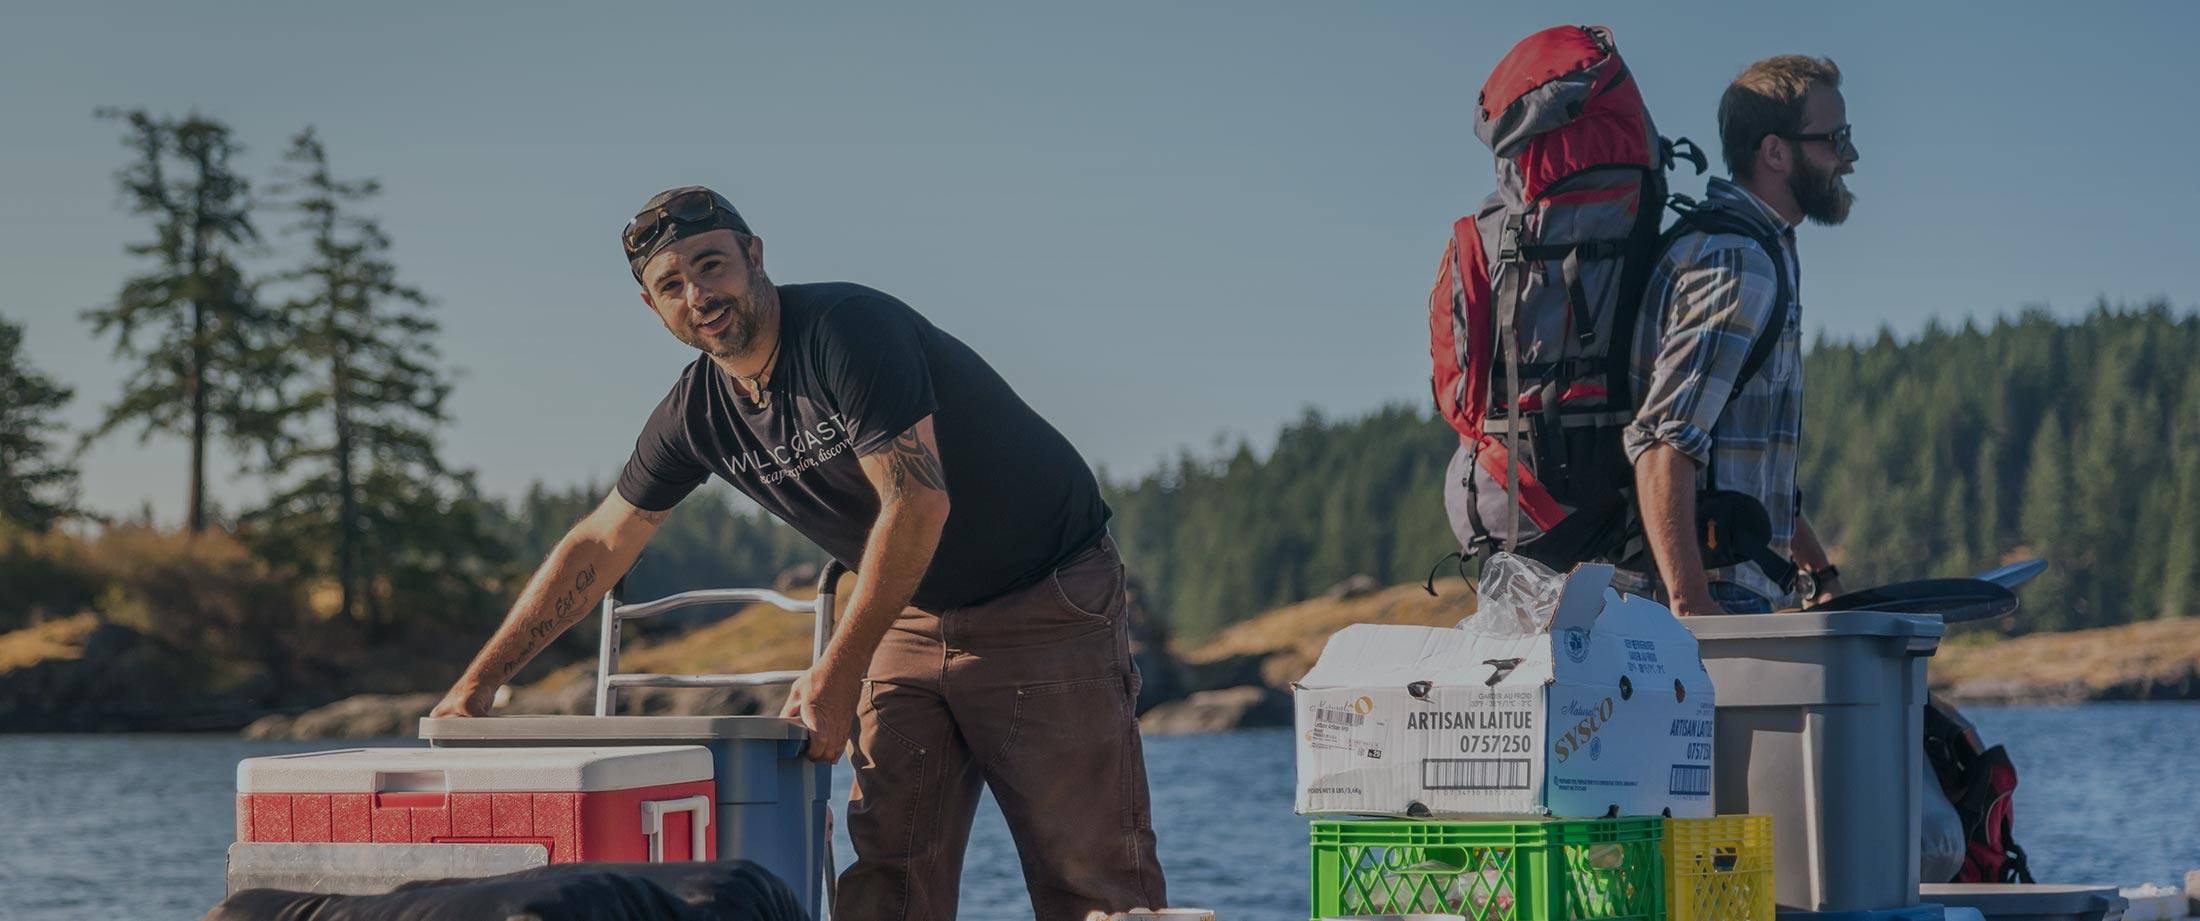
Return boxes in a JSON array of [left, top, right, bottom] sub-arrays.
[[0, 314, 78, 531], [1970, 436, 2003, 572], [250, 128, 503, 629], [2017, 409, 2077, 629], [2160, 373, 2200, 619], [83, 110, 283, 532]]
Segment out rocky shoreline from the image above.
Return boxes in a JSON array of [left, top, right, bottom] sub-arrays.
[[1929, 617, 2200, 706], [5, 578, 2196, 737], [225, 577, 1484, 739]]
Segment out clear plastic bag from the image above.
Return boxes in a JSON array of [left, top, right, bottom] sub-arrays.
[[1460, 552, 1564, 636], [1920, 758, 1965, 883]]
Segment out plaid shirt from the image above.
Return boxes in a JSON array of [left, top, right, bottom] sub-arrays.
[[1618, 177, 1804, 605]]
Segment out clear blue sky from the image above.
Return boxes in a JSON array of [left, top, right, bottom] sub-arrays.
[[6, 1, 2197, 522]]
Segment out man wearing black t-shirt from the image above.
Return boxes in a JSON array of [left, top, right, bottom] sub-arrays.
[[430, 187, 1165, 920]]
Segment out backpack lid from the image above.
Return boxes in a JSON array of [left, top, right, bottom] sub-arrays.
[[1476, 25, 1627, 159], [1480, 25, 1610, 118]]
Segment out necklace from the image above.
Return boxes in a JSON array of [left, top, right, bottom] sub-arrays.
[[735, 330, 784, 410]]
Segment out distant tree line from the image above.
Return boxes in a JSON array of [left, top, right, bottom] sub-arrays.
[[1803, 304, 2200, 632], [1107, 305, 2200, 639]]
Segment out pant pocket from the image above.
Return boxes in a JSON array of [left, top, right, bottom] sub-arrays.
[[846, 680, 934, 877], [860, 679, 931, 757], [994, 674, 1146, 830], [1048, 549, 1125, 624]]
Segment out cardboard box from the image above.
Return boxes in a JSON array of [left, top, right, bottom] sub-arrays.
[[1293, 563, 1715, 818]]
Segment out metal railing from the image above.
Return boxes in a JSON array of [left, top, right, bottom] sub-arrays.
[[594, 561, 848, 716]]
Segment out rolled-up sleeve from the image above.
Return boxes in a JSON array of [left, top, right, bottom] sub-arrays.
[[1623, 242, 1782, 466]]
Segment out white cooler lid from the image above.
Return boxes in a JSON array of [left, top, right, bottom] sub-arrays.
[[237, 745, 710, 794]]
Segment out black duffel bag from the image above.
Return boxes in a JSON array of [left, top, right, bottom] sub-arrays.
[[203, 859, 806, 921]]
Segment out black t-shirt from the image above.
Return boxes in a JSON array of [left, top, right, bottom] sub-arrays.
[[618, 282, 1110, 610]]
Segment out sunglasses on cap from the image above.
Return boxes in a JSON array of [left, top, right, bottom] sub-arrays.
[[622, 189, 749, 258]]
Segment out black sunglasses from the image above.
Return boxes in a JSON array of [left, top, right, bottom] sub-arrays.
[[1784, 124, 1855, 155], [623, 190, 745, 256]]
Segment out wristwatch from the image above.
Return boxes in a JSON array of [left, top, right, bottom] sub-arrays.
[[1801, 565, 1842, 600]]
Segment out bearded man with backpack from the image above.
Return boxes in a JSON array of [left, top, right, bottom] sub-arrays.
[[1429, 30, 1854, 615], [1621, 55, 1858, 615]]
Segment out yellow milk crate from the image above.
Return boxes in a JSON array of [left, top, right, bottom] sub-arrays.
[[1663, 815, 1773, 921]]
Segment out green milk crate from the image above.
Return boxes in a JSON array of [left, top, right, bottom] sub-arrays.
[[1309, 817, 1667, 921]]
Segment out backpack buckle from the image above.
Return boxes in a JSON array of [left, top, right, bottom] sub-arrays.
[[1497, 213, 1529, 263]]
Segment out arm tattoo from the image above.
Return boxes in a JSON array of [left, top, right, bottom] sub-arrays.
[[880, 429, 947, 502], [630, 506, 671, 525], [511, 562, 601, 678]]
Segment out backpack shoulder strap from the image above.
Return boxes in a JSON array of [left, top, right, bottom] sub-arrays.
[[1664, 199, 1792, 393]]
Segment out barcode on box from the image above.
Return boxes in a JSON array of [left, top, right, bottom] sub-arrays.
[[1422, 758, 1531, 790], [1669, 764, 1710, 796], [1313, 707, 1364, 727]]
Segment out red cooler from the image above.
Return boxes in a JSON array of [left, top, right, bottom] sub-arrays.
[[236, 745, 716, 863]]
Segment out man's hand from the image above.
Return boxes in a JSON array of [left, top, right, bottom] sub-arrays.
[[780, 665, 861, 763], [1637, 444, 1721, 616], [430, 681, 498, 719]]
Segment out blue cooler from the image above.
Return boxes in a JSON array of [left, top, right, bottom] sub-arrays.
[[423, 562, 846, 918]]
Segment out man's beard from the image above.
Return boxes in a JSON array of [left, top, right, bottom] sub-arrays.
[[1792, 155, 1855, 226], [688, 295, 763, 358]]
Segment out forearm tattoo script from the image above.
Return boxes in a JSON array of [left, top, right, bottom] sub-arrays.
[[496, 562, 599, 681]]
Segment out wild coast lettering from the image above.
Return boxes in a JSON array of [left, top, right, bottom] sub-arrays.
[[725, 413, 859, 484]]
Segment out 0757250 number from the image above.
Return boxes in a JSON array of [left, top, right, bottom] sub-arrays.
[[1459, 734, 1533, 754]]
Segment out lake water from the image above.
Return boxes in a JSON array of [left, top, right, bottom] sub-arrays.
[[3, 703, 2195, 920]]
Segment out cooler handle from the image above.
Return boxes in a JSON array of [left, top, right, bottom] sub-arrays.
[[639, 795, 712, 862], [596, 559, 847, 716]]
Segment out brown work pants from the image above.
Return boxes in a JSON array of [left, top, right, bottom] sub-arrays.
[[837, 536, 1167, 920]]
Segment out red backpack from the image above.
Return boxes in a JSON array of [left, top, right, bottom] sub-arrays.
[[1429, 24, 1718, 568], [1926, 696, 2037, 884]]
